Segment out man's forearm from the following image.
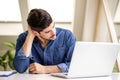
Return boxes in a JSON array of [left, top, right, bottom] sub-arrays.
[[45, 65, 61, 73], [22, 34, 34, 57]]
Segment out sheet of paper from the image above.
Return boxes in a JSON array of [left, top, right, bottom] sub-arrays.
[[0, 70, 17, 77]]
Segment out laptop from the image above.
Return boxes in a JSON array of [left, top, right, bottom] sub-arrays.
[[51, 41, 120, 78]]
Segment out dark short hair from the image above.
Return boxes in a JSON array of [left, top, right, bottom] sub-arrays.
[[27, 8, 53, 32]]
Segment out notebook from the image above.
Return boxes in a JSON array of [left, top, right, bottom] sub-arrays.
[[51, 42, 120, 78]]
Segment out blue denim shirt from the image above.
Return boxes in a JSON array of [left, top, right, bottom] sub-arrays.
[[13, 28, 76, 73]]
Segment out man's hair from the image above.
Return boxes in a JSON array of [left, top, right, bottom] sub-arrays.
[[27, 8, 53, 32]]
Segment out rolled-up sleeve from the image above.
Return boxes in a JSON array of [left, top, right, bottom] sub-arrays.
[[57, 63, 68, 72], [17, 48, 32, 58]]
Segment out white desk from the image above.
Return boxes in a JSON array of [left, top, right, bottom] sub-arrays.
[[0, 73, 120, 80]]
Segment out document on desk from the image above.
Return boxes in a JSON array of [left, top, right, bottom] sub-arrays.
[[0, 70, 17, 77]]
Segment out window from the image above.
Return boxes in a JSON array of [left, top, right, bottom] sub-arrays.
[[29, 0, 74, 22], [0, 0, 21, 21]]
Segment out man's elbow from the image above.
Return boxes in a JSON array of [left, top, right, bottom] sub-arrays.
[[13, 63, 27, 73], [14, 67, 26, 73]]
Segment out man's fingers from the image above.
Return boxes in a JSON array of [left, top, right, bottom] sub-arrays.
[[31, 70, 37, 74], [29, 63, 36, 71], [29, 67, 34, 71]]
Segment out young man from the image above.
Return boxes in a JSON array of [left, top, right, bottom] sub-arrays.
[[13, 8, 76, 74]]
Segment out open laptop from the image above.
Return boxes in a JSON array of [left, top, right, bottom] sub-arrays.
[[51, 41, 120, 78]]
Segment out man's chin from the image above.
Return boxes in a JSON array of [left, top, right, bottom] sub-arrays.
[[50, 36, 56, 40]]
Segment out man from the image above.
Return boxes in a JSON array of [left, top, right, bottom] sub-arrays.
[[13, 8, 76, 74]]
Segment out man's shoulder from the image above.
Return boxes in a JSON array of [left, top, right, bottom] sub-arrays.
[[56, 27, 75, 39]]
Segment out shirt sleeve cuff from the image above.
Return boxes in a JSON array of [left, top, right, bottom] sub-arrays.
[[17, 48, 32, 58], [57, 63, 68, 73]]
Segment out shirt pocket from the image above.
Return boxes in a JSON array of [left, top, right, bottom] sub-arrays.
[[53, 46, 66, 64]]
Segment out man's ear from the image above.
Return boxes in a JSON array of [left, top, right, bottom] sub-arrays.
[[32, 31, 39, 36]]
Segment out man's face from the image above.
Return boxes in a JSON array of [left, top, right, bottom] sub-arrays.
[[39, 22, 56, 40]]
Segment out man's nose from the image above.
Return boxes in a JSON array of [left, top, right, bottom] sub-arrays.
[[51, 28, 55, 34]]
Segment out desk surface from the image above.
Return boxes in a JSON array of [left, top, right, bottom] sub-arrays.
[[0, 73, 120, 80]]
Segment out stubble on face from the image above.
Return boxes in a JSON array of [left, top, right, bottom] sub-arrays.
[[38, 22, 56, 41]]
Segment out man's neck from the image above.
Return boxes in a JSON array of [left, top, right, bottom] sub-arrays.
[[38, 37, 49, 48]]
